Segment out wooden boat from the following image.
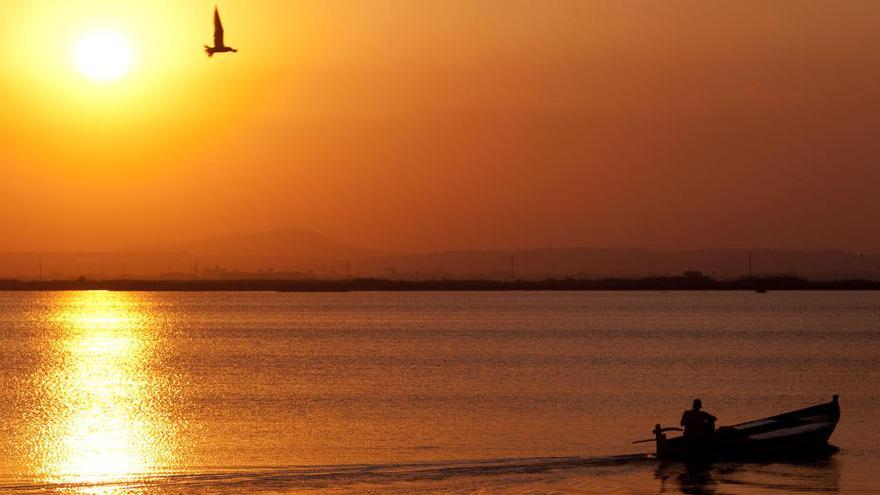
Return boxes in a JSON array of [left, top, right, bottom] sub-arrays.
[[646, 395, 840, 460]]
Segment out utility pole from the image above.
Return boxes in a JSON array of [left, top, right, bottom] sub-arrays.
[[510, 253, 516, 281]]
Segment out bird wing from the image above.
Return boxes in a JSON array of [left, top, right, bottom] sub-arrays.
[[213, 7, 225, 47]]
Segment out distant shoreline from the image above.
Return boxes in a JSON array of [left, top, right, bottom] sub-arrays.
[[0, 275, 879, 291]]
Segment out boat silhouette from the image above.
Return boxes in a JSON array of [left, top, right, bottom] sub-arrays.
[[637, 395, 840, 460]]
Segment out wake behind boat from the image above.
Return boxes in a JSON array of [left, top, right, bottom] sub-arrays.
[[640, 395, 840, 460]]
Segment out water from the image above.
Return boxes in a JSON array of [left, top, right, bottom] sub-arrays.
[[0, 290, 877, 494]]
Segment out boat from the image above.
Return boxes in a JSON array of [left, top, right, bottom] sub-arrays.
[[642, 395, 840, 460]]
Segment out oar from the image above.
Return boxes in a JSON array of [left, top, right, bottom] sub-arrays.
[[632, 438, 655, 444], [632, 427, 683, 444]]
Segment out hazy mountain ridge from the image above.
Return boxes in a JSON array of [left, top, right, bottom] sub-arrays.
[[360, 248, 880, 280], [125, 228, 383, 259], [0, 230, 878, 280]]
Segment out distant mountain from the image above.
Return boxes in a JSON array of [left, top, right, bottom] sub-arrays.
[[0, 229, 878, 281], [153, 229, 382, 261], [0, 229, 383, 279], [358, 247, 880, 281], [126, 228, 385, 276]]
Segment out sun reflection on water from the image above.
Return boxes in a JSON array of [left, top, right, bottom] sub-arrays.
[[33, 291, 179, 490]]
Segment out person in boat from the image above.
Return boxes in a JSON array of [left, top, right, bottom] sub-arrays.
[[680, 399, 716, 440]]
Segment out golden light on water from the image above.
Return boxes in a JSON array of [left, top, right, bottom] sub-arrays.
[[33, 291, 179, 489]]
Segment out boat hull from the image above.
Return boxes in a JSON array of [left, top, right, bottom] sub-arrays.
[[654, 396, 840, 461]]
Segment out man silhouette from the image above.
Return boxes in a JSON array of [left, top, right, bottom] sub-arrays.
[[680, 399, 716, 440]]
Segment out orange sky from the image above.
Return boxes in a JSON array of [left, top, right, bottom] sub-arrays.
[[1, 1, 878, 253]]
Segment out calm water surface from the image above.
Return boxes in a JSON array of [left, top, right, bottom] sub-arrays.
[[0, 291, 877, 493]]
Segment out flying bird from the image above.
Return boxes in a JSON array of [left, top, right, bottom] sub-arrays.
[[204, 6, 238, 57]]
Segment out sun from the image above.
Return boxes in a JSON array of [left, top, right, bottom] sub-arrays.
[[74, 31, 133, 83]]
